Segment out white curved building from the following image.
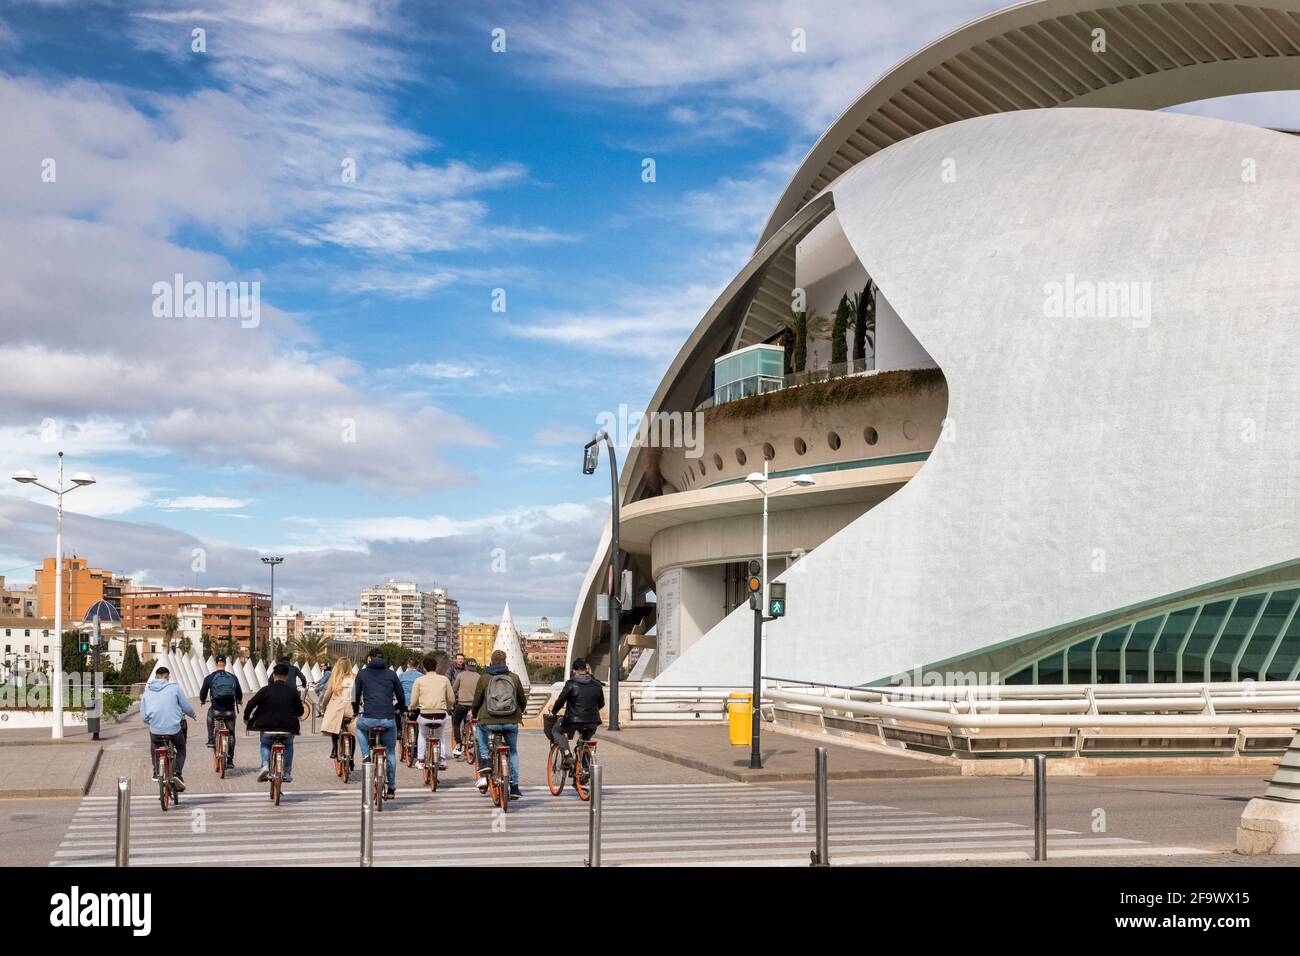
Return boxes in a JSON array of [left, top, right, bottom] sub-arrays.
[[570, 0, 1300, 692]]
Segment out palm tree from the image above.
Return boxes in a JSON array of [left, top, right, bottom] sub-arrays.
[[160, 614, 178, 651], [831, 293, 850, 368], [287, 630, 330, 667], [776, 310, 820, 376], [851, 279, 876, 366]]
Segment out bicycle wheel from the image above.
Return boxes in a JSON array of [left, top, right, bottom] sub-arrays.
[[547, 744, 566, 796], [494, 749, 509, 812], [158, 753, 170, 811], [406, 730, 416, 768], [464, 726, 477, 767], [575, 748, 591, 802], [374, 752, 386, 812]]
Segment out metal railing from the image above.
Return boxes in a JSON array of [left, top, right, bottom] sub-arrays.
[[765, 678, 1300, 758], [627, 684, 741, 721]]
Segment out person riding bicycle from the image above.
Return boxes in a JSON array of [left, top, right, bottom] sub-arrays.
[[352, 647, 406, 800], [470, 650, 527, 800], [548, 657, 605, 770], [243, 663, 302, 783], [396, 656, 421, 748], [450, 657, 480, 759], [199, 654, 243, 765], [277, 655, 309, 691], [446, 652, 468, 684], [141, 665, 196, 792], [408, 654, 455, 773]]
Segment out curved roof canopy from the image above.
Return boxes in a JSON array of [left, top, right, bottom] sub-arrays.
[[759, 0, 1300, 249]]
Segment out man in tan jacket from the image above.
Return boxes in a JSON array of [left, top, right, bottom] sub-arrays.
[[408, 655, 455, 771], [450, 661, 481, 759]]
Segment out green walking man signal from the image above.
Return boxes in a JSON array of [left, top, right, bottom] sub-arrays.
[[768, 581, 786, 618]]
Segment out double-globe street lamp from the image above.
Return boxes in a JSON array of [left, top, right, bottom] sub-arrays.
[[12, 452, 97, 739], [743, 462, 814, 769], [260, 556, 283, 662]]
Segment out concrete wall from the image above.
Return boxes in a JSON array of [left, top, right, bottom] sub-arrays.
[[654, 108, 1300, 688]]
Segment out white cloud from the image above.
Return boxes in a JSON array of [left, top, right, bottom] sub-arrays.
[[154, 496, 253, 510]]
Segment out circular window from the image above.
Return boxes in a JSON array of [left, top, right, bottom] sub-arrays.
[[698, 460, 707, 477], [827, 431, 841, 451], [864, 426, 879, 446], [763, 442, 776, 461], [735, 448, 747, 466], [712, 453, 724, 471], [903, 420, 918, 440], [793, 437, 807, 456]]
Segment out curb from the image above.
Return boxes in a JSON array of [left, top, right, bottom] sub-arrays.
[[0, 744, 103, 800], [598, 733, 960, 782]]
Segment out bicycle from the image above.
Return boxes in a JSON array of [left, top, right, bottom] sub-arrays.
[[545, 717, 598, 800], [266, 731, 292, 805], [335, 717, 356, 783], [419, 713, 446, 792], [150, 735, 180, 811], [462, 712, 478, 768], [367, 725, 391, 812], [211, 711, 235, 778], [483, 728, 512, 812], [401, 711, 419, 769]]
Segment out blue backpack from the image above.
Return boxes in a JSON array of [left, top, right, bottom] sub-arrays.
[[210, 669, 239, 700]]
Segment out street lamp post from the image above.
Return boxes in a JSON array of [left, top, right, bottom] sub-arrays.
[[743, 463, 815, 769], [583, 431, 622, 731], [12, 452, 97, 739], [261, 557, 283, 663]]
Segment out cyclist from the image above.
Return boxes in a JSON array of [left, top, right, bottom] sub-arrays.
[[450, 657, 480, 759], [319, 657, 355, 761], [277, 655, 309, 691], [352, 647, 405, 800], [446, 652, 468, 683], [548, 658, 605, 770], [244, 663, 302, 782], [470, 649, 526, 799], [199, 654, 243, 765], [396, 656, 421, 750], [142, 666, 196, 792], [408, 654, 454, 772]]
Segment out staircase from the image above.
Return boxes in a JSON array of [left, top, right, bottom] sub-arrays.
[[524, 686, 555, 718]]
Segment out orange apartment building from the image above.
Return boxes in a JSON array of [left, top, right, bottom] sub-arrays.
[[122, 588, 271, 659], [457, 621, 498, 664], [34, 557, 131, 621]]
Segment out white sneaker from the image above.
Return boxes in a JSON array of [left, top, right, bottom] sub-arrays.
[[451, 747, 463, 758], [438, 762, 448, 771], [415, 760, 426, 771], [476, 773, 489, 793]]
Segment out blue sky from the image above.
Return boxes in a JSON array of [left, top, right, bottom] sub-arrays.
[[1, 0, 1296, 629]]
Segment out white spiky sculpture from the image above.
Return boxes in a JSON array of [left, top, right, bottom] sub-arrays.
[[492, 603, 531, 692]]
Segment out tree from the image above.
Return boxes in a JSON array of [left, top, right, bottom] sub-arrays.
[[287, 630, 330, 667], [794, 312, 809, 373], [376, 642, 411, 668], [119, 645, 144, 685], [851, 279, 876, 364], [61, 630, 86, 678], [831, 293, 850, 368], [201, 633, 211, 658], [160, 614, 178, 651], [177, 635, 192, 654]]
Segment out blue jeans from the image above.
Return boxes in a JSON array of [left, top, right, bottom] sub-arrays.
[[355, 716, 397, 790], [476, 723, 519, 787], [259, 733, 294, 773]]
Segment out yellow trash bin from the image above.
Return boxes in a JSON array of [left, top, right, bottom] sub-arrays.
[[727, 692, 753, 747]]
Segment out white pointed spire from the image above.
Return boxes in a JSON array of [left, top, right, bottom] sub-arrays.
[[492, 602, 531, 692]]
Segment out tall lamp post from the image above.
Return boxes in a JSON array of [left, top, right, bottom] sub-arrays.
[[260, 556, 283, 662], [743, 462, 814, 769], [12, 452, 97, 739], [583, 431, 622, 731]]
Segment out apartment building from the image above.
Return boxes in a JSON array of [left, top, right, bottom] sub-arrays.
[[359, 580, 431, 650], [34, 557, 131, 621], [457, 621, 498, 664], [122, 588, 270, 659], [428, 587, 460, 654]]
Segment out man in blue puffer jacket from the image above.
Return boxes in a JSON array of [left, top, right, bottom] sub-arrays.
[[141, 666, 197, 791]]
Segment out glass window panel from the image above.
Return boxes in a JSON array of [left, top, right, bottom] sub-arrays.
[[758, 349, 784, 376], [1037, 651, 1064, 685], [1266, 611, 1300, 681], [1240, 590, 1297, 679], [1209, 595, 1263, 682], [1005, 668, 1032, 685], [1124, 616, 1162, 684], [1153, 608, 1195, 682], [1182, 600, 1231, 682], [1067, 636, 1097, 684], [1095, 627, 1127, 683]]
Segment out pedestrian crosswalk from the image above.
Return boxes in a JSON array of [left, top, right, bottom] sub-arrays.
[[51, 782, 1202, 866]]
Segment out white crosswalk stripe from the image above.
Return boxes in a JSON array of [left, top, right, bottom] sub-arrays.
[[51, 782, 1201, 866]]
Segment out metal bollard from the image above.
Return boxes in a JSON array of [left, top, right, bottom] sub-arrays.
[[1033, 752, 1047, 861], [115, 776, 130, 867], [586, 764, 603, 867], [811, 746, 829, 866], [360, 760, 374, 867]]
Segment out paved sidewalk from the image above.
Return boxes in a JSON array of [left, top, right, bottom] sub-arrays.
[[599, 724, 959, 781], [0, 744, 102, 798]]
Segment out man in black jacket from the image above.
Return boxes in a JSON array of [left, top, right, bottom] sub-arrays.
[[244, 664, 302, 782], [549, 658, 605, 769], [352, 648, 406, 798]]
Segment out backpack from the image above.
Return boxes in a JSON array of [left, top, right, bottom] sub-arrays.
[[484, 672, 517, 717], [210, 670, 239, 700]]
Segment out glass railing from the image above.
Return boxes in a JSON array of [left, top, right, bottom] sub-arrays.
[[698, 354, 876, 410]]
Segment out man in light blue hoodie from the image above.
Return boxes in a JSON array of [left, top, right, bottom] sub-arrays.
[[141, 666, 197, 791]]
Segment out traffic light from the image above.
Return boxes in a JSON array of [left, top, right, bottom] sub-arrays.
[[768, 581, 786, 618], [79, 639, 89, 653], [746, 559, 762, 610]]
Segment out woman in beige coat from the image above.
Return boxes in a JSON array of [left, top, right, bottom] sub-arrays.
[[320, 657, 355, 761]]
